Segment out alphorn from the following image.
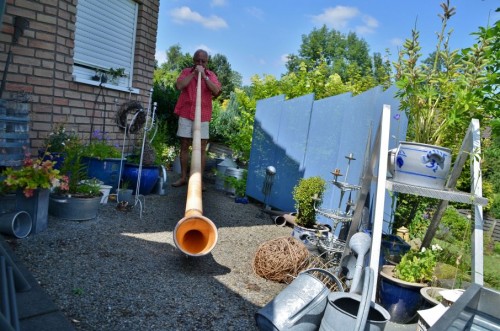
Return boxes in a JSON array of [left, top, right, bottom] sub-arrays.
[[173, 71, 218, 256]]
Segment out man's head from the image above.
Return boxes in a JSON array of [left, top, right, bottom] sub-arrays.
[[193, 49, 208, 68]]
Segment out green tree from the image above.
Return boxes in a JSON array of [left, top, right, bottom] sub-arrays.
[[394, 1, 497, 248], [394, 1, 492, 149], [210, 53, 242, 101], [285, 25, 381, 84]]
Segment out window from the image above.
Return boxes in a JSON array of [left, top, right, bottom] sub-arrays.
[[73, 0, 138, 92]]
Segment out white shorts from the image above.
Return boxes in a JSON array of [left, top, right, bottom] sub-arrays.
[[177, 117, 209, 139]]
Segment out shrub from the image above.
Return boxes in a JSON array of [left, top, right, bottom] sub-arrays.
[[292, 176, 326, 228]]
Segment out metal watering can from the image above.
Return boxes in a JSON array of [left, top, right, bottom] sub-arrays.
[[154, 165, 168, 195], [255, 268, 344, 331]]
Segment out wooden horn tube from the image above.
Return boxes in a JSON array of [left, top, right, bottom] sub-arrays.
[[174, 71, 218, 256]]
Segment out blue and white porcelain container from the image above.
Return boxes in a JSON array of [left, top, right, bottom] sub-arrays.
[[388, 142, 452, 190]]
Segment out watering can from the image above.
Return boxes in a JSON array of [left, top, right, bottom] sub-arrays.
[[255, 268, 344, 331], [154, 165, 168, 195]]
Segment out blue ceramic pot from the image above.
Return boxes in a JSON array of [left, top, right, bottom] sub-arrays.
[[122, 163, 159, 195], [378, 265, 426, 324], [81, 157, 124, 192]]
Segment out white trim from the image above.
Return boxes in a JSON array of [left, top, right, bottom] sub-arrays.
[[73, 76, 140, 94]]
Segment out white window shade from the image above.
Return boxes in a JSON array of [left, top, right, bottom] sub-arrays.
[[73, 0, 138, 89]]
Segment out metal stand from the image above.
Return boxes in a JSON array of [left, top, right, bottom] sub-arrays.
[[117, 90, 157, 219], [313, 154, 361, 264], [346, 105, 488, 301]]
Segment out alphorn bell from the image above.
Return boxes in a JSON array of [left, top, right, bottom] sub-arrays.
[[173, 71, 218, 256]]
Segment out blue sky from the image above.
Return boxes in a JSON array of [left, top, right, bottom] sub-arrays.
[[155, 1, 499, 85]]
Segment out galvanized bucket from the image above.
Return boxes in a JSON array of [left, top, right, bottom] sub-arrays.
[[255, 268, 343, 331]]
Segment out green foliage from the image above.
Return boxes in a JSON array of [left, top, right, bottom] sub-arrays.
[[393, 194, 436, 239], [394, 1, 492, 148], [52, 138, 103, 198], [483, 118, 500, 218], [73, 179, 102, 197], [292, 176, 326, 228], [151, 80, 180, 147], [82, 130, 121, 160], [439, 207, 470, 243], [210, 94, 240, 143], [484, 253, 500, 290], [286, 25, 390, 87], [58, 139, 86, 194], [107, 67, 127, 83], [43, 124, 79, 153], [210, 53, 242, 100], [224, 169, 247, 197], [148, 121, 178, 166], [394, 244, 443, 283]]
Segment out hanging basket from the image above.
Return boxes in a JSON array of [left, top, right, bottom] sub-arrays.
[[116, 100, 146, 134]]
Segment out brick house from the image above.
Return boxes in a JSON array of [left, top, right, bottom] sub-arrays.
[[0, 0, 159, 163]]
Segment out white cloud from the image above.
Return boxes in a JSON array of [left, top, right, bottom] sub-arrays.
[[155, 50, 167, 65], [312, 6, 359, 30], [280, 54, 289, 64], [362, 15, 379, 28], [169, 6, 228, 30], [245, 6, 264, 20], [211, 0, 226, 7], [390, 38, 403, 47], [311, 6, 378, 35]]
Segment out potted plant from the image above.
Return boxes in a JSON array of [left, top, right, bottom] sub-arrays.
[[117, 179, 134, 205], [293, 176, 326, 228], [49, 138, 103, 221], [39, 124, 79, 169], [107, 67, 127, 84], [91, 69, 108, 83], [122, 140, 160, 195], [159, 144, 178, 171], [378, 244, 443, 323], [291, 176, 328, 246], [81, 130, 123, 193], [1, 151, 67, 233], [225, 169, 248, 203]]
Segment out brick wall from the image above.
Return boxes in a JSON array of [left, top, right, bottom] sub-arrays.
[[0, 0, 159, 151]]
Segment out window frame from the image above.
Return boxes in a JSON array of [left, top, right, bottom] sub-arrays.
[[72, 0, 139, 93]]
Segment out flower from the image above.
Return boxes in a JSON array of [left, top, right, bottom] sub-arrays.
[[82, 130, 121, 160], [42, 125, 79, 153], [1, 151, 68, 198], [394, 244, 443, 284], [160, 144, 177, 165]]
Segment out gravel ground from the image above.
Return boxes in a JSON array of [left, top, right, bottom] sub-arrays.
[[6, 174, 293, 331]]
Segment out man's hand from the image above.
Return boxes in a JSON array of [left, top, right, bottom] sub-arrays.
[[194, 65, 205, 74]]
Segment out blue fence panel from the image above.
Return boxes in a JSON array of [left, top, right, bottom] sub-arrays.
[[246, 95, 285, 203], [247, 86, 407, 233]]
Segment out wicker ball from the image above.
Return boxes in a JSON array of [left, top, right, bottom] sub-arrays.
[[252, 236, 310, 283]]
